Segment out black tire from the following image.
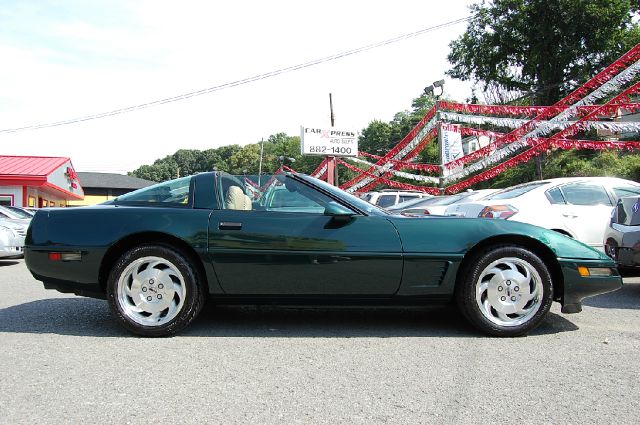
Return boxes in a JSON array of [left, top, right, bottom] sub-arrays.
[[456, 245, 554, 337], [106, 244, 205, 337]]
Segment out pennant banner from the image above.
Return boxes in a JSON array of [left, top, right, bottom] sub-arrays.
[[343, 121, 438, 192], [340, 106, 438, 190], [358, 151, 441, 173], [438, 100, 640, 118], [440, 111, 640, 133], [445, 80, 640, 192], [320, 46, 640, 196], [353, 126, 439, 193], [347, 157, 440, 184], [337, 159, 440, 195]]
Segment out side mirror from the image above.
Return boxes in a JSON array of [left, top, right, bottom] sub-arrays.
[[324, 202, 354, 218]]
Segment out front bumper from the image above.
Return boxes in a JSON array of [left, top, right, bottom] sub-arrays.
[[559, 259, 622, 313], [0, 245, 24, 258]]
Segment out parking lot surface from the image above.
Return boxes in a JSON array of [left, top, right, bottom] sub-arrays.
[[1, 259, 639, 424]]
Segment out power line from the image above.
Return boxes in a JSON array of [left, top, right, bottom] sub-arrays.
[[0, 16, 470, 134]]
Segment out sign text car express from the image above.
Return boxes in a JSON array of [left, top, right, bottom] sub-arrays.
[[300, 126, 358, 157]]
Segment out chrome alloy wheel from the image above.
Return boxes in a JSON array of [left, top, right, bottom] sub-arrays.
[[475, 257, 543, 327], [116, 256, 186, 327]]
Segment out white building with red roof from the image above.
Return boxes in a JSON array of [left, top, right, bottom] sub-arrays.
[[0, 156, 84, 208]]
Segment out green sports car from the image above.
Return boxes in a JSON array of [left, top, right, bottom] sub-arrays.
[[25, 172, 621, 337]]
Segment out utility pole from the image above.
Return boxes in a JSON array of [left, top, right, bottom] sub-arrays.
[[326, 93, 339, 186], [258, 138, 264, 186]]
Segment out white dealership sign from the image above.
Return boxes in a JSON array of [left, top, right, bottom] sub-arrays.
[[300, 126, 358, 157], [440, 123, 464, 177]]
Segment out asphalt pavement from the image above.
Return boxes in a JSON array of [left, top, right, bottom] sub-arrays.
[[0, 259, 639, 424]]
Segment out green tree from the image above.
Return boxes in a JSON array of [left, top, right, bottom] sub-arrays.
[[448, 0, 640, 105], [228, 144, 261, 174], [131, 161, 179, 182], [129, 134, 328, 182]]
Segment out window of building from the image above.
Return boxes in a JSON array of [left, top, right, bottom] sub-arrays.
[[0, 195, 13, 206]]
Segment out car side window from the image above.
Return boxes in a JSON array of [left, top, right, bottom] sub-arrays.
[[560, 183, 612, 206], [377, 195, 397, 208], [545, 187, 566, 204], [255, 175, 339, 214]]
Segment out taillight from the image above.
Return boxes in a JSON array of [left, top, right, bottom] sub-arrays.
[[48, 252, 82, 261], [479, 205, 518, 219], [423, 209, 430, 215]]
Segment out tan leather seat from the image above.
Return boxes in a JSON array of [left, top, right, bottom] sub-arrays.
[[225, 186, 252, 210]]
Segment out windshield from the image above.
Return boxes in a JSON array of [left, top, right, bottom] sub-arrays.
[[423, 193, 470, 206], [3, 206, 33, 219], [0, 206, 23, 220], [297, 174, 389, 215], [484, 182, 548, 200], [390, 196, 431, 210]]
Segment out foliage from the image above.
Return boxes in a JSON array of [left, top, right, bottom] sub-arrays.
[[448, 0, 640, 104], [130, 134, 324, 182]]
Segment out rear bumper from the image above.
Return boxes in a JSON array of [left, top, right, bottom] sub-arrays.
[[24, 247, 106, 298], [558, 259, 622, 313]]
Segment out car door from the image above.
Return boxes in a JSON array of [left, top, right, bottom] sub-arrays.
[[207, 176, 403, 295], [553, 182, 614, 249]]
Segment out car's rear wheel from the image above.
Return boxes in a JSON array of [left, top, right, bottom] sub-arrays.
[[107, 244, 204, 337], [457, 245, 553, 337]]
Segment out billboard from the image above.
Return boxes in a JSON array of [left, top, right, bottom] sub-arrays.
[[440, 123, 464, 177], [300, 126, 358, 157]]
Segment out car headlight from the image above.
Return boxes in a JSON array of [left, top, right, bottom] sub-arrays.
[[479, 205, 518, 219], [0, 225, 16, 237]]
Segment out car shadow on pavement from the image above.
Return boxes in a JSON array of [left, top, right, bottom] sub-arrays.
[[0, 298, 578, 338], [0, 260, 21, 267], [583, 280, 640, 310]]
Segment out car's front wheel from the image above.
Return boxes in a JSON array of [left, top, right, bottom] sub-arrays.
[[457, 245, 553, 337], [106, 244, 204, 337]]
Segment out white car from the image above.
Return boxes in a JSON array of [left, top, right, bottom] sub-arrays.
[[361, 190, 432, 208], [389, 189, 498, 216], [445, 177, 640, 251], [0, 223, 25, 258]]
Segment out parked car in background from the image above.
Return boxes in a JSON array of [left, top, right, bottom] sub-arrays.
[[361, 189, 432, 208], [0, 224, 25, 258], [25, 171, 621, 337], [3, 205, 35, 218], [389, 189, 498, 216], [446, 177, 640, 252], [604, 196, 640, 273], [0, 205, 32, 223]]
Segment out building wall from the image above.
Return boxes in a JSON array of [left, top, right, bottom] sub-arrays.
[[25, 187, 68, 208], [68, 194, 113, 206], [47, 161, 84, 199], [0, 186, 22, 206], [0, 186, 68, 207], [69, 188, 141, 206]]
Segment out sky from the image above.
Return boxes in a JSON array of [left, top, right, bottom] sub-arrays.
[[0, 0, 477, 174]]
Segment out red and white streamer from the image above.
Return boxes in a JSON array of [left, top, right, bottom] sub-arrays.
[[444, 58, 640, 182], [337, 159, 440, 195], [358, 151, 441, 173], [346, 157, 440, 184], [446, 80, 640, 193]]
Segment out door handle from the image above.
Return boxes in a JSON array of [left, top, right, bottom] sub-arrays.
[[562, 212, 578, 218], [219, 222, 242, 230]]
